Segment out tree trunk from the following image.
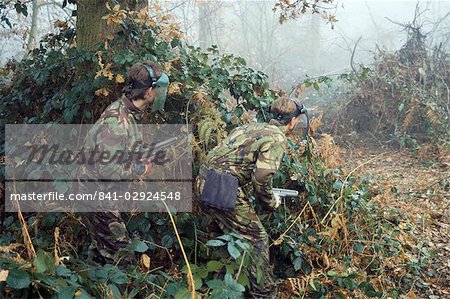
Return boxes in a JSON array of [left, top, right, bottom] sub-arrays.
[[198, 2, 212, 49], [309, 14, 321, 73], [76, 0, 111, 51], [76, 0, 146, 51], [26, 0, 39, 52]]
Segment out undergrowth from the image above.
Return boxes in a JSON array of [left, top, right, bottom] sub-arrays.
[[0, 2, 436, 298]]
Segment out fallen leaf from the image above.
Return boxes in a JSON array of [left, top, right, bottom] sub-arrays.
[[0, 270, 9, 282], [140, 254, 151, 270]]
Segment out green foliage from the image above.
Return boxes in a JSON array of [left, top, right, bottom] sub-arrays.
[[206, 274, 245, 299], [0, 1, 30, 28], [6, 269, 31, 289], [263, 138, 432, 297], [0, 4, 435, 299], [0, 12, 274, 126]]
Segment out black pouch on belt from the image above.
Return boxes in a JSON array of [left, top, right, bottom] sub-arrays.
[[200, 169, 238, 210]]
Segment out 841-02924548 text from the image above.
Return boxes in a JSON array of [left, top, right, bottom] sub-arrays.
[[9, 191, 182, 201], [97, 191, 181, 201]]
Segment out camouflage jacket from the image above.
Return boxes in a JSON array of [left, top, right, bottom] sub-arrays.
[[204, 122, 287, 208], [81, 96, 144, 180]]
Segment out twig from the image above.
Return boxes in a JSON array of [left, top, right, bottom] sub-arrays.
[[12, 170, 36, 260], [161, 201, 195, 299], [235, 250, 246, 281], [194, 223, 198, 265], [270, 202, 310, 247], [350, 36, 362, 77], [54, 227, 61, 266]]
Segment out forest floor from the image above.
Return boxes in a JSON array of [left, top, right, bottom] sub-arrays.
[[341, 140, 450, 298]]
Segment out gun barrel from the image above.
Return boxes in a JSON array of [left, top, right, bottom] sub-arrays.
[[273, 188, 299, 197], [151, 137, 178, 152]]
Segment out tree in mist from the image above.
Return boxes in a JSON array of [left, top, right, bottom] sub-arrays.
[[308, 13, 321, 72], [26, 0, 73, 51], [76, 0, 146, 51], [197, 1, 226, 49], [273, 0, 338, 26], [1, 0, 73, 60]]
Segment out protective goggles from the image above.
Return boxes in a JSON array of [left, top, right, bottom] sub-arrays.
[[142, 64, 169, 89], [126, 64, 170, 111], [128, 67, 169, 89], [272, 101, 307, 122]]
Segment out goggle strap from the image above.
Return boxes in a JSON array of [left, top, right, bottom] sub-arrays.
[[271, 102, 307, 121], [128, 64, 162, 89], [143, 64, 157, 87]]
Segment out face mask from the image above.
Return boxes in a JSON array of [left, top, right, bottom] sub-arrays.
[[151, 72, 169, 112], [291, 113, 309, 138]]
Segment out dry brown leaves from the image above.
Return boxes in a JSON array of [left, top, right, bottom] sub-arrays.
[[311, 133, 344, 169], [343, 144, 450, 297]]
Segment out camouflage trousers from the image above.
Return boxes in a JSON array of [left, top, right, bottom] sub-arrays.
[[196, 174, 277, 298], [80, 212, 134, 265]]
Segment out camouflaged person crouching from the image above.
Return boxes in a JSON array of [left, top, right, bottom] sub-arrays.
[[196, 96, 304, 298], [77, 61, 169, 265]]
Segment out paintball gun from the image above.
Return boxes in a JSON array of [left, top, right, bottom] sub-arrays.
[[141, 137, 178, 165], [147, 136, 178, 153], [272, 188, 299, 198]]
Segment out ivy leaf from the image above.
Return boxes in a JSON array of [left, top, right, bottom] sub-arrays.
[[227, 243, 241, 260], [57, 287, 77, 299], [33, 255, 48, 273], [206, 240, 225, 247], [235, 240, 250, 250], [54, 181, 69, 193], [56, 265, 71, 277], [293, 256, 303, 271], [127, 239, 148, 253], [206, 279, 224, 289], [206, 260, 223, 272], [237, 272, 249, 287], [333, 180, 343, 190], [343, 278, 358, 290], [6, 269, 31, 289], [161, 235, 173, 248], [33, 249, 54, 274], [109, 269, 128, 284], [224, 273, 245, 292], [165, 282, 182, 296], [354, 242, 364, 253], [193, 274, 203, 290], [217, 234, 233, 242], [327, 270, 340, 277]]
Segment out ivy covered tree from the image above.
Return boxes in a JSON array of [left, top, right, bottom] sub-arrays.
[[76, 0, 146, 51]]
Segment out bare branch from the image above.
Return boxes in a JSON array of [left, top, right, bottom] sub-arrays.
[[350, 36, 362, 76]]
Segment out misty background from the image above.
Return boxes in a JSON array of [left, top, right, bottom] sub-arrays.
[[1, 0, 450, 91]]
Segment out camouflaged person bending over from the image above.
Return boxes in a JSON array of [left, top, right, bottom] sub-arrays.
[[77, 61, 169, 265], [196, 97, 306, 298]]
